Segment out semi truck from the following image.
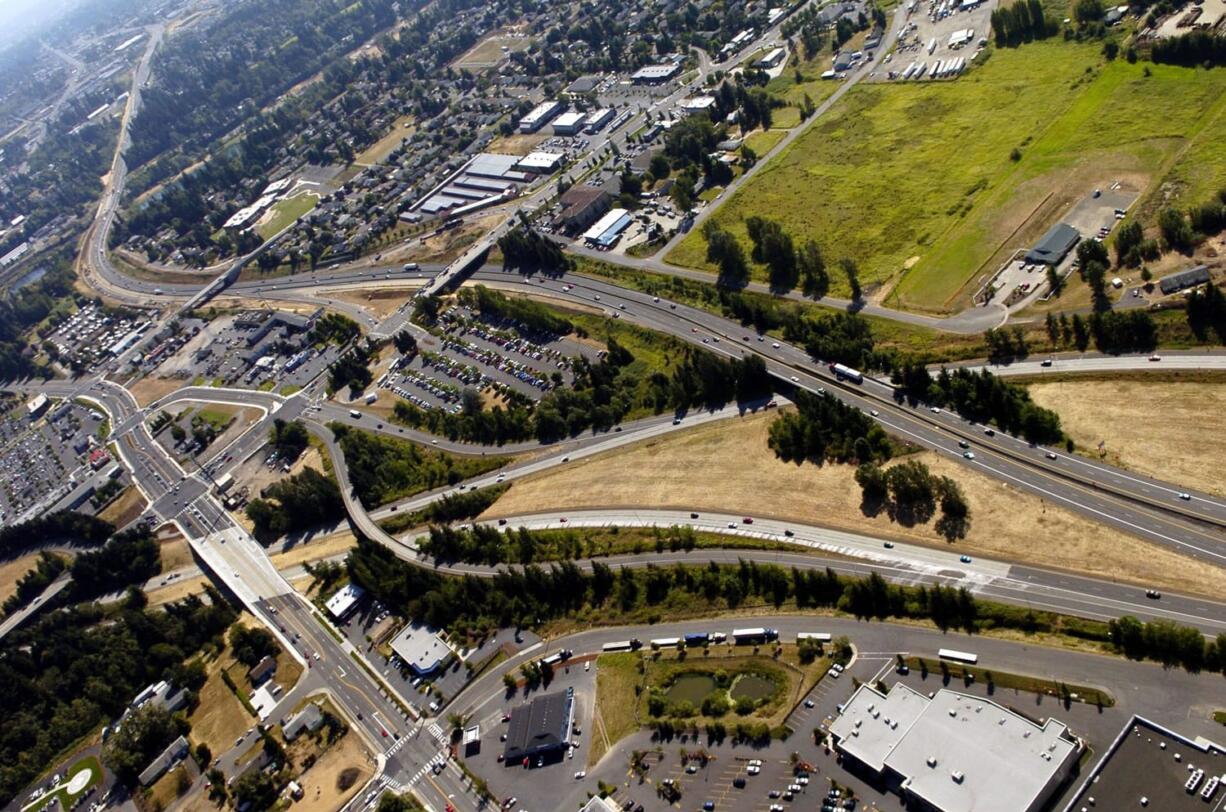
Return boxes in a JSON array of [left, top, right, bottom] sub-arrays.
[[732, 627, 778, 645], [829, 363, 864, 384]]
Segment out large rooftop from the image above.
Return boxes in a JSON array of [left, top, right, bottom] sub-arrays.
[[831, 684, 1079, 812], [1062, 717, 1225, 812], [503, 687, 575, 763]]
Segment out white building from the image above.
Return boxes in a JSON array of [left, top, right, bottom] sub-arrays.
[[829, 683, 1080, 812], [630, 63, 682, 84], [518, 100, 565, 133], [325, 583, 364, 620], [390, 621, 454, 676], [551, 110, 587, 135], [515, 151, 565, 173], [679, 96, 717, 115]]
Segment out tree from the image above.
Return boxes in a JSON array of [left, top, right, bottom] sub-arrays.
[[1158, 207, 1194, 252], [840, 257, 862, 301], [703, 223, 749, 287], [798, 240, 828, 299], [229, 626, 278, 667], [232, 770, 281, 812], [103, 704, 178, 784]]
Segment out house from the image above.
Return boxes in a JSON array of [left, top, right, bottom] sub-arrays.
[[138, 736, 190, 787], [248, 655, 277, 686], [283, 703, 325, 742], [1158, 265, 1211, 295]]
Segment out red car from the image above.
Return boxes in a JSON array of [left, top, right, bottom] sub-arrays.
[[742, 517, 753, 524]]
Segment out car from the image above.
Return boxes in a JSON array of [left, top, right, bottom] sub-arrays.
[[593, 295, 600, 301], [618, 303, 626, 310], [1040, 358, 1053, 367], [929, 406, 941, 414], [691, 512, 700, 518], [574, 771, 586, 779], [784, 529, 794, 537], [883, 541, 894, 548], [963, 451, 975, 459], [727, 522, 737, 529], [1149, 354, 1161, 361], [733, 777, 746, 788], [561, 456, 570, 462], [673, 417, 682, 425], [670, 303, 677, 309], [1178, 492, 1191, 500], [747, 765, 761, 775], [498, 518, 508, 525], [984, 427, 996, 436], [559, 517, 567, 523], [790, 375, 799, 382], [1045, 451, 1058, 460], [768, 790, 782, 798], [771, 342, 781, 349], [804, 698, 816, 708], [959, 554, 973, 563], [687, 764, 699, 774], [1146, 589, 1161, 599], [742, 517, 753, 524], [789, 783, 802, 793], [770, 806, 784, 812], [502, 799, 517, 809], [870, 409, 879, 416], [653, 296, 660, 302], [584, 660, 591, 671], [958, 440, 970, 449], [313, 652, 321, 661]]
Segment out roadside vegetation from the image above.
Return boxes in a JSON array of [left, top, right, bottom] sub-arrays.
[[379, 484, 510, 535], [245, 467, 344, 543], [330, 424, 508, 508]]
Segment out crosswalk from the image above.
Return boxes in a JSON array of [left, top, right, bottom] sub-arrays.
[[426, 722, 446, 744], [401, 749, 449, 790]]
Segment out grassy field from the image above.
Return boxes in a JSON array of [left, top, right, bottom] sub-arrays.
[[1025, 377, 1226, 496], [257, 193, 318, 240], [589, 653, 642, 767], [452, 32, 530, 68], [354, 115, 415, 166], [666, 40, 1226, 313], [744, 129, 786, 155], [487, 408, 1226, 597]]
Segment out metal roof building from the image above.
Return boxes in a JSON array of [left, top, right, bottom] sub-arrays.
[[138, 736, 189, 787], [1158, 264, 1210, 295], [631, 63, 682, 84], [518, 100, 565, 133], [515, 151, 565, 173], [551, 111, 587, 135], [1024, 222, 1080, 266], [582, 208, 632, 247], [830, 684, 1080, 812], [325, 583, 364, 620], [502, 687, 575, 764]]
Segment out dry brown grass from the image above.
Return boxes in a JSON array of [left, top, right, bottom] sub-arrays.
[[325, 287, 414, 318], [0, 552, 46, 604], [128, 376, 189, 407], [97, 486, 147, 528], [188, 650, 254, 759], [486, 132, 548, 156], [269, 530, 357, 570], [354, 115, 415, 166], [1027, 379, 1226, 497], [293, 731, 374, 812], [146, 575, 209, 606], [485, 410, 1226, 597]]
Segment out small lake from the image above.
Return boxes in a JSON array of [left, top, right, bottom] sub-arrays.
[[729, 673, 777, 702], [665, 673, 718, 705]]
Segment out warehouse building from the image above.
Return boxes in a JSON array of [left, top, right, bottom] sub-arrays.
[[390, 621, 454, 676], [555, 185, 611, 234], [551, 110, 587, 135], [582, 208, 632, 248], [1025, 222, 1080, 266], [1158, 265, 1211, 295], [754, 47, 787, 69], [138, 736, 190, 787], [631, 63, 682, 84], [503, 687, 575, 765], [584, 108, 615, 132], [515, 151, 565, 173], [518, 100, 565, 133], [415, 153, 532, 215], [829, 684, 1080, 812], [1061, 716, 1224, 811]]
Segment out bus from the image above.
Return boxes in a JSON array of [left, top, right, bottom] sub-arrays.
[[796, 632, 832, 643], [540, 649, 572, 667], [732, 628, 778, 645], [938, 648, 978, 665], [829, 363, 864, 384], [601, 639, 642, 652]]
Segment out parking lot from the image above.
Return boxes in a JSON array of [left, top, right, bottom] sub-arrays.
[[44, 302, 151, 373], [0, 399, 116, 526], [379, 305, 598, 413], [882, 0, 995, 81], [151, 309, 337, 393]]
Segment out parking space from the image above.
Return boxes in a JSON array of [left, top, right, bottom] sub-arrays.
[[0, 399, 118, 525], [150, 309, 335, 392], [882, 0, 994, 81], [44, 302, 151, 373], [379, 305, 598, 413]]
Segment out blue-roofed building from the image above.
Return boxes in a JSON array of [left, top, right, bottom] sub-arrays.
[[582, 208, 632, 248]]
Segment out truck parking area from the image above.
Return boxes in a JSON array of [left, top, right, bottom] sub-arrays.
[[882, 0, 994, 81]]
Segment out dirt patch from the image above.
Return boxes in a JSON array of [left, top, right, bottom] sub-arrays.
[[292, 731, 374, 812], [484, 410, 1226, 598], [486, 132, 548, 156], [1026, 379, 1226, 497], [128, 376, 188, 407], [97, 486, 148, 528], [269, 530, 357, 571], [325, 287, 415, 319], [146, 575, 210, 606]]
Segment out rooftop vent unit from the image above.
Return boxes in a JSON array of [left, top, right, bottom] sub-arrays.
[[951, 771, 965, 783]]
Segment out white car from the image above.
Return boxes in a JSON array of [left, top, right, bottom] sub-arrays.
[[574, 771, 586, 779], [771, 342, 781, 349]]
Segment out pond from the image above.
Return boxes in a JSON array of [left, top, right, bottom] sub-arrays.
[[665, 673, 718, 705], [729, 673, 777, 703]]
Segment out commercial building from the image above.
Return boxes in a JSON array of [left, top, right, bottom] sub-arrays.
[[26, 393, 49, 418], [515, 151, 565, 173], [584, 108, 616, 132], [1025, 222, 1080, 266], [138, 736, 189, 786], [555, 185, 611, 233], [582, 208, 632, 248], [1158, 264, 1211, 295], [754, 47, 787, 69], [462, 724, 481, 756], [829, 684, 1080, 812], [579, 798, 620, 812], [631, 63, 682, 84], [679, 96, 717, 116], [325, 583, 365, 620], [566, 76, 600, 94], [518, 100, 565, 133], [1061, 716, 1224, 811], [415, 153, 531, 216], [551, 111, 587, 135], [502, 687, 575, 764], [390, 621, 454, 676]]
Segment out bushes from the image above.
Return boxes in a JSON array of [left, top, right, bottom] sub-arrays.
[[892, 365, 1063, 445], [768, 390, 893, 465], [497, 226, 571, 271], [69, 527, 161, 600], [854, 460, 971, 540], [457, 285, 572, 336], [246, 467, 343, 541]]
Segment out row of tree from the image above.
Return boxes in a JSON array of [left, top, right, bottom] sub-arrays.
[[703, 217, 859, 300], [1151, 30, 1226, 67], [990, 0, 1053, 46], [768, 390, 893, 466], [457, 285, 574, 336], [497, 226, 571, 271], [891, 365, 1063, 444]]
